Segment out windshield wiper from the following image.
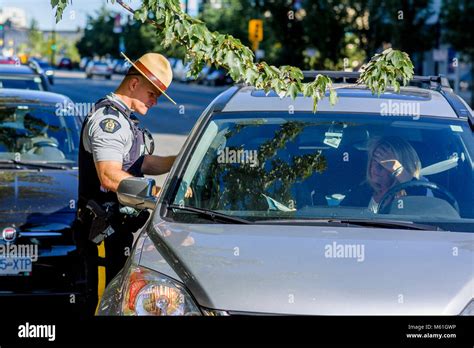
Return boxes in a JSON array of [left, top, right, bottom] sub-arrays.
[[0, 159, 69, 170], [167, 204, 251, 224], [331, 218, 444, 231], [255, 217, 443, 231]]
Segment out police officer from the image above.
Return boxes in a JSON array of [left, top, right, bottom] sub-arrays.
[[75, 53, 178, 315]]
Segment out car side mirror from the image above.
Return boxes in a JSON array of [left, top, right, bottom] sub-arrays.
[[117, 177, 157, 210]]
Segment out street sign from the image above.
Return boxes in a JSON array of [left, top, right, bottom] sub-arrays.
[[248, 19, 263, 43]]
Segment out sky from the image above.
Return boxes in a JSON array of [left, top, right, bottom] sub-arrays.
[[0, 0, 196, 31]]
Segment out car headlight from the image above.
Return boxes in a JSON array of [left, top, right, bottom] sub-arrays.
[[45, 70, 54, 76], [122, 265, 202, 316], [460, 299, 474, 315]]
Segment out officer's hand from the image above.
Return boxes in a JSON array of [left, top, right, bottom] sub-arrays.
[[185, 186, 193, 198], [152, 185, 162, 197]]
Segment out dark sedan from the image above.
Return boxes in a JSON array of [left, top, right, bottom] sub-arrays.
[[0, 64, 50, 91], [0, 89, 84, 314]]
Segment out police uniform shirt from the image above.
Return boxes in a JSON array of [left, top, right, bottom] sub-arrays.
[[82, 93, 145, 164]]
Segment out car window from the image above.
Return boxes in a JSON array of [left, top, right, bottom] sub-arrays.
[[170, 112, 474, 232], [0, 76, 43, 90], [0, 104, 81, 164]]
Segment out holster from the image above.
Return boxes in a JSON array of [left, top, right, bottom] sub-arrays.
[[77, 200, 150, 245], [81, 200, 117, 244]]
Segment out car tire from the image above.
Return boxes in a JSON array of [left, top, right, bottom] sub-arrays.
[[106, 75, 112, 80], [86, 74, 92, 79]]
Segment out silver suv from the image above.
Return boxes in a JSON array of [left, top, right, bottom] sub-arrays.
[[98, 72, 474, 316]]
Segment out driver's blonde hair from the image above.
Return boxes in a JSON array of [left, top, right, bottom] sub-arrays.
[[366, 136, 421, 190]]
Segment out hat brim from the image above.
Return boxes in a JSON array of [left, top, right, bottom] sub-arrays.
[[121, 52, 177, 105]]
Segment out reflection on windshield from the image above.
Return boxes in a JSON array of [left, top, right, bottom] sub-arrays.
[[172, 113, 474, 231], [0, 105, 80, 164]]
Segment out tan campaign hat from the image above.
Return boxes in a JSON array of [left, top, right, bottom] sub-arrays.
[[121, 52, 176, 105]]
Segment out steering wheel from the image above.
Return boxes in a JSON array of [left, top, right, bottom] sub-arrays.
[[377, 180, 460, 214], [32, 140, 59, 148]]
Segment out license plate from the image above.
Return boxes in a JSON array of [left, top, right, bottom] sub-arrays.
[[0, 257, 33, 276]]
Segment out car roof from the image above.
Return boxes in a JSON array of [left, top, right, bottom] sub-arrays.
[[0, 88, 71, 105], [221, 85, 459, 118], [0, 64, 39, 75]]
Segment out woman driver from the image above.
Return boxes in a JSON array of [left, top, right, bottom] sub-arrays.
[[342, 136, 430, 213]]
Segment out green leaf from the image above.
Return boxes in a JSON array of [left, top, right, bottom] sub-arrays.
[[288, 83, 299, 100], [329, 89, 338, 106], [312, 97, 318, 113], [244, 68, 259, 85]]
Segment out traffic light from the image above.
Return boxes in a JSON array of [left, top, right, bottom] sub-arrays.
[[0, 23, 4, 48], [51, 43, 57, 51]]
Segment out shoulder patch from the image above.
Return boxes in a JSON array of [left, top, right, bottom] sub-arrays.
[[100, 118, 121, 133]]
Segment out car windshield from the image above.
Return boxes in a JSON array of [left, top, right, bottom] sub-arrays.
[[0, 104, 81, 165], [0, 76, 43, 90], [170, 112, 474, 232]]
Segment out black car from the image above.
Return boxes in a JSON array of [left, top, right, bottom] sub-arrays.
[[29, 58, 55, 85], [0, 64, 50, 91], [0, 89, 84, 314], [58, 57, 73, 70]]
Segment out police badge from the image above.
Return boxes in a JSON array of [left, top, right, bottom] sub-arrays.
[[100, 118, 121, 133]]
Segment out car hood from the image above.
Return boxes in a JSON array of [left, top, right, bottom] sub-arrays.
[[143, 220, 474, 315], [0, 170, 77, 227]]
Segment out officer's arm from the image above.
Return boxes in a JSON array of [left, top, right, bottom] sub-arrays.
[[95, 161, 133, 192], [141, 155, 177, 175]]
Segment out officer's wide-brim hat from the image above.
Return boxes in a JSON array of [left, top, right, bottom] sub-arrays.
[[121, 52, 176, 105]]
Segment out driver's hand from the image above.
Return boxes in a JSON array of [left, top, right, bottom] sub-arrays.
[[373, 146, 402, 174], [374, 146, 413, 183], [185, 186, 193, 198]]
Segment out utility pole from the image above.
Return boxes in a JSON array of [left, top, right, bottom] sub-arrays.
[[50, 29, 56, 66]]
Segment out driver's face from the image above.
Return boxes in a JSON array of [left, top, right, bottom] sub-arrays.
[[369, 157, 393, 191]]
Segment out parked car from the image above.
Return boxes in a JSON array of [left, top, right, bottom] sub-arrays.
[[0, 88, 83, 313], [79, 57, 92, 71], [28, 58, 55, 85], [203, 67, 233, 86], [112, 59, 131, 74], [97, 72, 474, 316], [0, 56, 17, 65], [0, 64, 50, 91], [58, 57, 73, 70], [85, 61, 113, 79]]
